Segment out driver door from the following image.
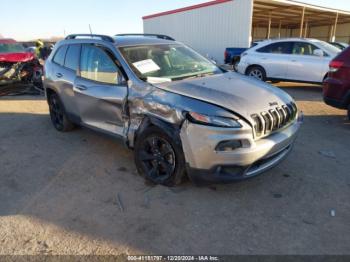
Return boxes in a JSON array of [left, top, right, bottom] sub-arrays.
[[74, 44, 128, 136]]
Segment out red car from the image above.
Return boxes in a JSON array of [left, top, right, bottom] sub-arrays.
[[0, 38, 42, 95], [323, 46, 350, 120]]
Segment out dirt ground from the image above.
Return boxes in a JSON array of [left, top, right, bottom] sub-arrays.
[[0, 83, 349, 255]]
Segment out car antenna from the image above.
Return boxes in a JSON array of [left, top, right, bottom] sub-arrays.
[[89, 24, 93, 36]]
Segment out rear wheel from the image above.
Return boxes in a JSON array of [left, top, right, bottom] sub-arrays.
[[246, 66, 266, 81], [48, 93, 75, 132], [134, 126, 186, 186]]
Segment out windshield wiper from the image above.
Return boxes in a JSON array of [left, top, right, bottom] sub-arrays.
[[179, 72, 215, 80]]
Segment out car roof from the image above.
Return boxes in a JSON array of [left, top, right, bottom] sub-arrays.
[[114, 35, 177, 47], [58, 35, 179, 48], [257, 38, 324, 44]]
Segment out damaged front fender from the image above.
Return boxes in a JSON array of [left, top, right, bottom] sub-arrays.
[[127, 86, 237, 148]]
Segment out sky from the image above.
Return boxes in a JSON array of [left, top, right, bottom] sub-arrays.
[[1, 0, 350, 41]]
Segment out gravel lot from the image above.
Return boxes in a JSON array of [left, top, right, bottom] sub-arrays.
[[0, 83, 349, 255]]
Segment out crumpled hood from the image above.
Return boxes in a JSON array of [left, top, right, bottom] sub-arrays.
[[154, 72, 294, 122], [0, 52, 35, 63]]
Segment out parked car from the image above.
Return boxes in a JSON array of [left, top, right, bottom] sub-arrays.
[[224, 42, 259, 66], [323, 46, 350, 120], [0, 38, 42, 95], [329, 42, 349, 50], [237, 38, 341, 83], [44, 34, 302, 186]]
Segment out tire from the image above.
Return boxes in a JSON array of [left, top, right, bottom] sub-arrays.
[[246, 66, 267, 81], [48, 93, 75, 132], [134, 126, 186, 187], [347, 104, 350, 121], [232, 57, 240, 71]]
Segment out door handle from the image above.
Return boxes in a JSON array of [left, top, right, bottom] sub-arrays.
[[76, 85, 87, 91], [56, 73, 63, 78]]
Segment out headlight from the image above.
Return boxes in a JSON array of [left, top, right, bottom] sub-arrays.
[[187, 112, 242, 128]]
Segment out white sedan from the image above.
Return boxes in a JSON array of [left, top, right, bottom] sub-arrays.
[[237, 38, 340, 83]]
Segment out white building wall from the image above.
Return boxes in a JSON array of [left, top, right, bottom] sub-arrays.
[[143, 0, 253, 64]]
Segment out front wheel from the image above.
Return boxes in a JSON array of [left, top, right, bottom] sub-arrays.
[[246, 66, 266, 81], [134, 126, 186, 186]]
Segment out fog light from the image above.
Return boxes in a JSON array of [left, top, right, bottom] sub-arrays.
[[216, 140, 242, 151]]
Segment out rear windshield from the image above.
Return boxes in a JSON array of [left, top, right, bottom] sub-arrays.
[[315, 41, 341, 56], [0, 43, 25, 53]]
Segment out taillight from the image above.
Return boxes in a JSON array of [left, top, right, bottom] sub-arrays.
[[329, 60, 344, 73], [224, 50, 228, 59]]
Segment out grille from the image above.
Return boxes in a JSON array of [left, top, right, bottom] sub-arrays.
[[251, 102, 297, 137]]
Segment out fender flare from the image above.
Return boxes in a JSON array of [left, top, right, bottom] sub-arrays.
[[132, 115, 183, 149]]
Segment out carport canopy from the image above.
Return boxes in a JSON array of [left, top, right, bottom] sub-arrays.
[[253, 0, 350, 40]]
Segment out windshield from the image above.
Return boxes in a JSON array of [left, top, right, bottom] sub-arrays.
[[315, 41, 341, 56], [119, 44, 222, 83], [0, 43, 25, 54]]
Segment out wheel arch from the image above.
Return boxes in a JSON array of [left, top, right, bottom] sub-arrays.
[[132, 115, 182, 150], [245, 64, 266, 75]]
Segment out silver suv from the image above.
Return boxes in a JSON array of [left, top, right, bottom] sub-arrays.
[[44, 34, 302, 186]]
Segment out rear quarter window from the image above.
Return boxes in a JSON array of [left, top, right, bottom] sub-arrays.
[[64, 44, 81, 71], [53, 45, 68, 66]]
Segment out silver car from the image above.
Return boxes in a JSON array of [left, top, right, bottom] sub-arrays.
[[44, 34, 302, 186], [237, 38, 340, 83]]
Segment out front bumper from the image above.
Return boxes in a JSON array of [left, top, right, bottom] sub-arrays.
[[180, 118, 302, 184]]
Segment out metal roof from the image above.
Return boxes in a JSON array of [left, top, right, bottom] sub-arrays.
[[143, 0, 350, 28], [253, 0, 350, 28]]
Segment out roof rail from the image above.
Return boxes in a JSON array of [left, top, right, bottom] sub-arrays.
[[115, 34, 175, 41], [65, 34, 115, 43]]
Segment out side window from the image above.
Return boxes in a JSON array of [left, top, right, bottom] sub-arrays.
[[64, 44, 81, 71], [53, 45, 68, 66], [80, 45, 121, 85], [257, 42, 292, 54], [292, 42, 318, 56]]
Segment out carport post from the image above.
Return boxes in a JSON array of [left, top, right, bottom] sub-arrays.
[[332, 12, 339, 42], [304, 21, 308, 38], [278, 21, 282, 38], [267, 16, 272, 39], [299, 7, 305, 38]]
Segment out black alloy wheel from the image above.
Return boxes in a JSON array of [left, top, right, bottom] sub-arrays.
[[134, 126, 186, 186]]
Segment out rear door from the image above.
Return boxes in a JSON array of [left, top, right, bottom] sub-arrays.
[[286, 41, 329, 83], [74, 44, 128, 136], [50, 44, 80, 118], [254, 42, 292, 79]]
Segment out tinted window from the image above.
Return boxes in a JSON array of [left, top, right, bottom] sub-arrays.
[[80, 45, 120, 84], [64, 44, 81, 71], [257, 42, 292, 54], [53, 45, 68, 66], [292, 42, 318, 56]]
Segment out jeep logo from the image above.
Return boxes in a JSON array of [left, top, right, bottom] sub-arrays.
[[269, 102, 278, 107]]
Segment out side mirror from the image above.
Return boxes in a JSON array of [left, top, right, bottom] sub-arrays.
[[313, 49, 324, 57]]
